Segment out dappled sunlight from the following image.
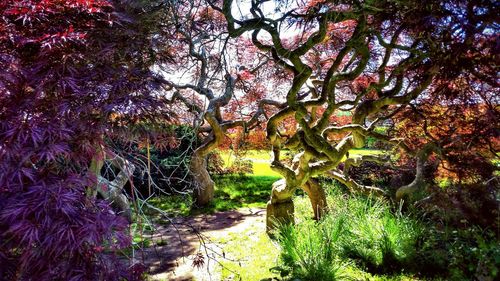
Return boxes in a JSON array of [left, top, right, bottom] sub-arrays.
[[140, 207, 270, 280]]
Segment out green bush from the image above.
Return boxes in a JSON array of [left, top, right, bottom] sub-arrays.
[[225, 158, 253, 175], [275, 182, 500, 280], [207, 151, 226, 175], [417, 226, 500, 280]]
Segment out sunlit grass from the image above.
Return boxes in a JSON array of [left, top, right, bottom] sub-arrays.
[[211, 175, 279, 211], [147, 175, 279, 215], [348, 148, 384, 155], [219, 150, 281, 177], [144, 161, 497, 280], [218, 149, 383, 177], [253, 161, 281, 177], [148, 149, 384, 215], [275, 186, 426, 280], [210, 180, 426, 281], [215, 229, 280, 281]]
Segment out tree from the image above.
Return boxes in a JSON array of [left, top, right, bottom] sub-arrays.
[[0, 0, 173, 279], [158, 3, 279, 206], [213, 0, 498, 231]]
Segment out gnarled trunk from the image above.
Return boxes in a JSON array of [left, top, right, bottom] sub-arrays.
[[395, 144, 440, 202], [395, 156, 426, 202], [302, 179, 327, 220], [266, 178, 328, 233], [90, 151, 135, 222], [266, 179, 295, 233], [190, 152, 214, 206]]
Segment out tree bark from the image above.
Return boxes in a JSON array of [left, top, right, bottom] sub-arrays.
[[395, 156, 425, 202], [266, 178, 295, 233], [302, 179, 327, 220], [395, 143, 440, 202], [190, 152, 214, 206], [90, 152, 135, 222]]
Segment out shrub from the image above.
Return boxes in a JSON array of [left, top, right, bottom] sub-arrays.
[[278, 179, 500, 280], [416, 226, 500, 280], [420, 182, 499, 230], [0, 0, 165, 279], [225, 158, 253, 175], [207, 151, 226, 175], [111, 125, 197, 196]]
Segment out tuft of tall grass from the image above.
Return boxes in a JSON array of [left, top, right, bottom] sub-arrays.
[[339, 195, 424, 273], [275, 187, 425, 280], [275, 215, 348, 280]]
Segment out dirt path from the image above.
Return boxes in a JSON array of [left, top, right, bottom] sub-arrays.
[[138, 207, 267, 281]]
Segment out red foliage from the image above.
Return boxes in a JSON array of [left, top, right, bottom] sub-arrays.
[[394, 102, 498, 182], [0, 1, 170, 279]]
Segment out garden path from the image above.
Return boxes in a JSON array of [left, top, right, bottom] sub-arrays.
[[139, 207, 267, 281]]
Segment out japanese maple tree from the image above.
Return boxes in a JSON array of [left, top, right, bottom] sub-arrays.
[[0, 0, 173, 279], [213, 0, 498, 230], [157, 3, 287, 205]]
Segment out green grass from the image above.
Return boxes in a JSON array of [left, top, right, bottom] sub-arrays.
[[210, 175, 279, 211], [275, 217, 348, 280], [219, 150, 282, 177], [142, 173, 498, 280], [148, 194, 193, 217], [144, 173, 283, 279], [253, 161, 281, 177], [348, 148, 384, 156], [147, 174, 280, 216], [148, 149, 384, 216], [215, 229, 281, 280], [219, 149, 383, 177], [274, 186, 426, 280], [210, 181, 428, 281]]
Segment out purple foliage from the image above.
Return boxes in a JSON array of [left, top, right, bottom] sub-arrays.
[[0, 1, 170, 280]]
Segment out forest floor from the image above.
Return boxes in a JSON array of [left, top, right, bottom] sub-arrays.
[[140, 207, 278, 281]]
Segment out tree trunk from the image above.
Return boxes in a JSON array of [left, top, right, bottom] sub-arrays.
[[395, 145, 438, 202], [190, 153, 214, 206], [266, 178, 295, 233], [90, 152, 134, 222], [302, 179, 327, 220]]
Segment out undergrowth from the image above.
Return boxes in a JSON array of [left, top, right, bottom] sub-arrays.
[[143, 174, 498, 280], [274, 184, 499, 281], [274, 188, 424, 280]]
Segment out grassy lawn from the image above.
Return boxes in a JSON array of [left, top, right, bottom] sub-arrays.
[[143, 163, 498, 280], [211, 175, 279, 211], [219, 150, 281, 177], [209, 189, 428, 281], [219, 149, 383, 177], [214, 228, 281, 280], [148, 149, 384, 215], [148, 174, 280, 216]]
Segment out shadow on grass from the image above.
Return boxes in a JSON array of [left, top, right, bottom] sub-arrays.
[[136, 175, 279, 276], [147, 174, 280, 217], [196, 174, 280, 214]]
